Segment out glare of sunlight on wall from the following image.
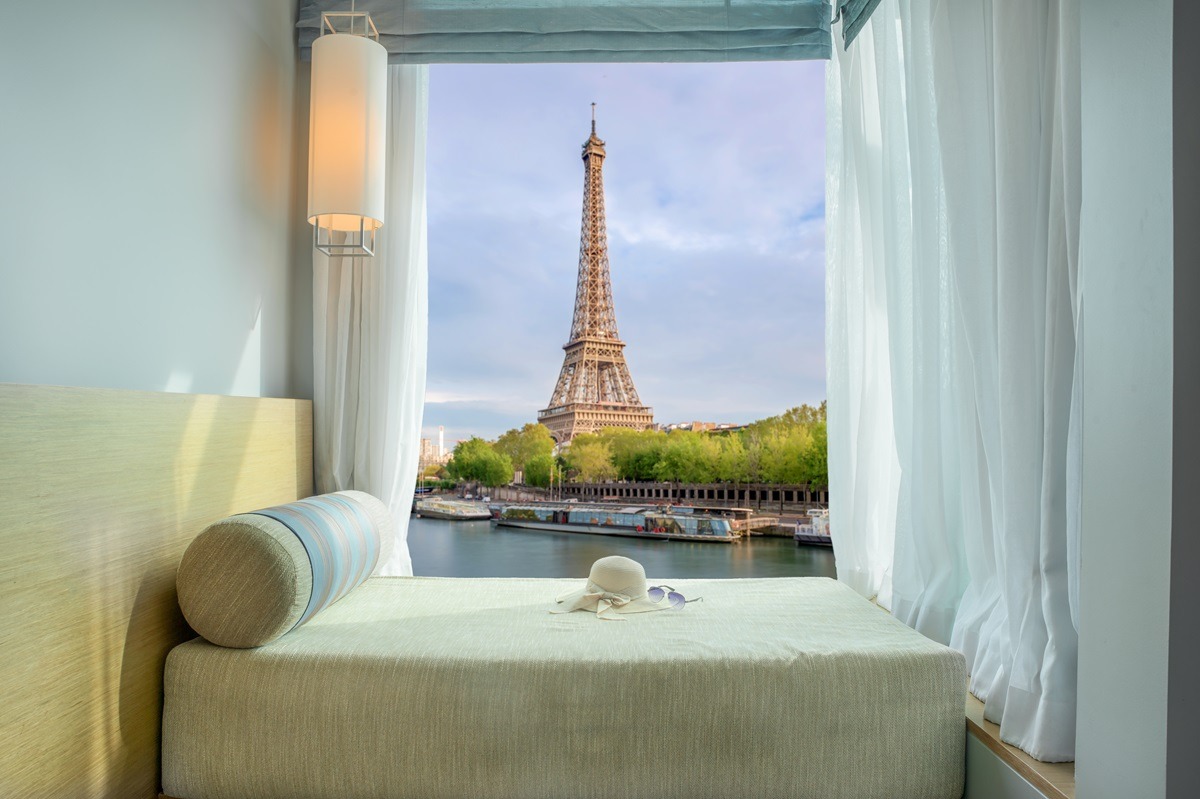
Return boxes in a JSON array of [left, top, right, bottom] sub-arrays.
[[163, 371, 194, 394], [229, 306, 263, 397]]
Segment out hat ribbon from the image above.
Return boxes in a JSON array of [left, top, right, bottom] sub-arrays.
[[554, 588, 641, 620], [591, 590, 634, 620]]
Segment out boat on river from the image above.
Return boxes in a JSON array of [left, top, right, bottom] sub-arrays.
[[794, 508, 833, 547], [492, 503, 741, 543], [413, 498, 492, 521]]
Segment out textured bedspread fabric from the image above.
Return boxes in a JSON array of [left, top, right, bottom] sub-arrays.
[[162, 576, 965, 799]]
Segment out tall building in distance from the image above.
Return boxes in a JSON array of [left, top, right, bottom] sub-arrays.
[[539, 107, 653, 443], [419, 427, 453, 473]]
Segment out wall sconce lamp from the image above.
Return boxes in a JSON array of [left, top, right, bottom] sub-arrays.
[[308, 6, 387, 257]]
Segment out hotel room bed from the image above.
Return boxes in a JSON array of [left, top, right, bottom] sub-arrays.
[[162, 575, 966, 799]]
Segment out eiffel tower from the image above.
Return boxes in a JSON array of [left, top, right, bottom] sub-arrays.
[[538, 107, 653, 444]]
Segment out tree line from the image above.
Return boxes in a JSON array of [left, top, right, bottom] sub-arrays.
[[440, 403, 828, 490]]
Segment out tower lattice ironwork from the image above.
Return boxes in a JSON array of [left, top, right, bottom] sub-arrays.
[[538, 108, 653, 444]]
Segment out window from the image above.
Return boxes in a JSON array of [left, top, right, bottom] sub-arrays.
[[411, 63, 831, 580]]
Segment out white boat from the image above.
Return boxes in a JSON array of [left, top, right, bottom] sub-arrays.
[[794, 508, 833, 547], [413, 498, 492, 521]]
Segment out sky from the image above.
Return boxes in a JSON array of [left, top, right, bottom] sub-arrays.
[[423, 61, 826, 445]]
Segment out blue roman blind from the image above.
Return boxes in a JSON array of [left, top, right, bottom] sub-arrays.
[[834, 0, 882, 47], [296, 1, 835, 63]]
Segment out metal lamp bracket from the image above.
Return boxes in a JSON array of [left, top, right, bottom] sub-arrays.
[[314, 217, 378, 258], [320, 9, 379, 40]]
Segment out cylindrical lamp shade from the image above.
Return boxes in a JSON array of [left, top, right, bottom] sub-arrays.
[[308, 33, 387, 240]]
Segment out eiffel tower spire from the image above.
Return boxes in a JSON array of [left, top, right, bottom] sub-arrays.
[[538, 109, 654, 444]]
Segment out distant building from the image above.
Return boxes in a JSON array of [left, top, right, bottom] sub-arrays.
[[657, 421, 744, 433], [419, 435, 453, 472]]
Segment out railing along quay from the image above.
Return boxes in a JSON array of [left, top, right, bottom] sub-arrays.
[[555, 480, 827, 513]]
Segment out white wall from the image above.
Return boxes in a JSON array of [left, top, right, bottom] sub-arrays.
[[0, 0, 312, 399], [962, 736, 1044, 799], [1077, 1, 1174, 795]]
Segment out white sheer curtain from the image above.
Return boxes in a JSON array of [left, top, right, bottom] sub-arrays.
[[827, 0, 1080, 761], [824, 20, 902, 608], [313, 65, 429, 576]]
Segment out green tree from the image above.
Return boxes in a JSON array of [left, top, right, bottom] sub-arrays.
[[761, 427, 815, 484], [716, 435, 749, 482], [524, 453, 555, 488], [494, 423, 555, 471], [475, 450, 514, 487], [520, 407, 830, 489], [446, 437, 514, 487], [565, 434, 617, 482], [735, 402, 828, 486], [446, 437, 486, 480], [746, 403, 827, 437], [798, 421, 828, 487], [653, 430, 720, 483], [742, 431, 766, 483], [600, 427, 667, 481]]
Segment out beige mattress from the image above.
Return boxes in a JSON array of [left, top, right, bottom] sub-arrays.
[[163, 576, 965, 799]]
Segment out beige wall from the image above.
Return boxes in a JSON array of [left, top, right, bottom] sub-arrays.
[[0, 0, 312, 399]]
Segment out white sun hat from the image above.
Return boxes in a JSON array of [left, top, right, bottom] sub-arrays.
[[551, 555, 671, 620]]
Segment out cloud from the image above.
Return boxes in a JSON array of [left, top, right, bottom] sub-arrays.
[[425, 61, 826, 440]]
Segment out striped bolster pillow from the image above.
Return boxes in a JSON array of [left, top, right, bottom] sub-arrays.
[[177, 491, 394, 648]]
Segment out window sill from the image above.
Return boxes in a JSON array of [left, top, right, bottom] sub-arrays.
[[966, 694, 1075, 799]]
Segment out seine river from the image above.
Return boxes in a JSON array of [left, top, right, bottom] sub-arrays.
[[406, 516, 838, 579]]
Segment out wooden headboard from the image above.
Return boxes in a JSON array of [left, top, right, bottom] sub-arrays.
[[0, 383, 313, 798]]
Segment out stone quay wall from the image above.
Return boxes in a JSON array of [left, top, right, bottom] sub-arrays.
[[462, 482, 827, 517]]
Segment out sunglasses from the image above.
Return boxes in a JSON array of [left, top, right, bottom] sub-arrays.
[[647, 585, 703, 609]]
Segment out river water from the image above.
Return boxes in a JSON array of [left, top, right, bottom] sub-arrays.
[[406, 516, 838, 580]]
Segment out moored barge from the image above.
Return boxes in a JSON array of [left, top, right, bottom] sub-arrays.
[[413, 498, 493, 521], [493, 503, 741, 543]]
